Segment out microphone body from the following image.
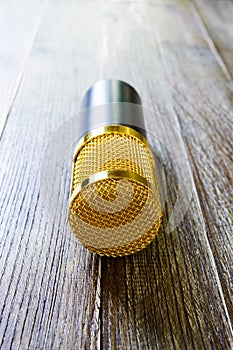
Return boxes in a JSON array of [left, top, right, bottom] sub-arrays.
[[69, 80, 162, 257]]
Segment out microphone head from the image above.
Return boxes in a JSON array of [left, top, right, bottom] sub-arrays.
[[68, 81, 162, 257]]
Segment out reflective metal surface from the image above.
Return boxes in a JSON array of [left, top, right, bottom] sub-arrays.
[[79, 80, 146, 137]]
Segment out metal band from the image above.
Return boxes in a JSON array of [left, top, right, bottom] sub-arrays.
[[73, 124, 150, 162], [70, 170, 152, 205]]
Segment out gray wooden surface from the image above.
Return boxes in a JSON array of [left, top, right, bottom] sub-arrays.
[[0, 0, 232, 349]]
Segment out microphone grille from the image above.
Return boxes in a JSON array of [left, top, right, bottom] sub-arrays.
[[69, 126, 162, 257]]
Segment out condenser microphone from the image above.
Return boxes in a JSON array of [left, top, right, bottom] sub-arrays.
[[68, 80, 162, 257]]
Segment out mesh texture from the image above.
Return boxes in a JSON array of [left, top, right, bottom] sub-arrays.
[[69, 130, 162, 257]]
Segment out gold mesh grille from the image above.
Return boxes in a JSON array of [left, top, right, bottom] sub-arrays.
[[69, 127, 162, 257]]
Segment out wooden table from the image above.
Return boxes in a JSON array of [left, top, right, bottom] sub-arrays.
[[0, 0, 232, 349]]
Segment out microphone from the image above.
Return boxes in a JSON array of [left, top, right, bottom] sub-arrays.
[[68, 80, 162, 257]]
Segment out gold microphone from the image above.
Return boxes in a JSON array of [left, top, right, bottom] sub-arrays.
[[68, 80, 162, 257]]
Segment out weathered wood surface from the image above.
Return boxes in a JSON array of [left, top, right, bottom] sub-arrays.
[[0, 0, 232, 349], [0, 0, 49, 138]]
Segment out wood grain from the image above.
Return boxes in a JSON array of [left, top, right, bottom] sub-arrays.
[[153, 0, 233, 320], [0, 0, 232, 349], [0, 0, 49, 139], [193, 0, 233, 78], [99, 1, 233, 348]]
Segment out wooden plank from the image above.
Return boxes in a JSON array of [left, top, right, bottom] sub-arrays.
[[98, 0, 233, 348], [193, 0, 233, 79], [152, 0, 233, 321], [0, 0, 49, 138], [0, 0, 232, 349], [0, 1, 102, 349]]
